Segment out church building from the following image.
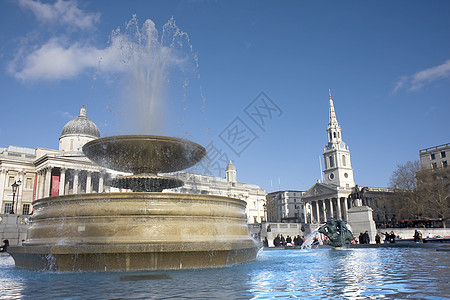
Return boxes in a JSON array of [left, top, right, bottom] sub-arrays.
[[302, 91, 357, 224]]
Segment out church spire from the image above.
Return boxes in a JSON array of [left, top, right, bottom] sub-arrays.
[[328, 90, 338, 127], [323, 91, 354, 189]]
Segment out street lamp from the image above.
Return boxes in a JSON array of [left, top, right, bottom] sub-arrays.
[[263, 203, 267, 223], [10, 180, 20, 214]]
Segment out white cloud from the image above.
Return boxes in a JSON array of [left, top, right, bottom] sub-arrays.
[[8, 38, 102, 81], [7, 33, 162, 81], [17, 0, 100, 30], [393, 59, 450, 93]]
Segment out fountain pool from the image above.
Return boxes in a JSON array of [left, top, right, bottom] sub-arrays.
[[1, 247, 449, 299]]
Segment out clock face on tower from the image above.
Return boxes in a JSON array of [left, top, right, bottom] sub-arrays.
[[339, 142, 345, 149]]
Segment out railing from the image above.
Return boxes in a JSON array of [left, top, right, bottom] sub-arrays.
[[419, 143, 450, 153]]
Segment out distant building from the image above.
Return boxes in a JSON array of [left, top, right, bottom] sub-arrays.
[[266, 190, 304, 223], [419, 143, 449, 170], [167, 161, 266, 224], [0, 107, 266, 224]]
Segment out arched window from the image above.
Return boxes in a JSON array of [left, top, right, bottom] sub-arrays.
[[333, 132, 336, 138], [342, 155, 346, 166], [329, 155, 334, 168]]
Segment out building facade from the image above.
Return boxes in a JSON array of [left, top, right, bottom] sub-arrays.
[[0, 107, 266, 224], [167, 161, 266, 224], [266, 190, 304, 223], [419, 143, 449, 170]]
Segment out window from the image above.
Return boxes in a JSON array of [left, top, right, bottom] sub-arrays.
[[26, 178, 32, 189], [441, 151, 446, 158], [342, 155, 346, 166], [22, 204, 31, 215], [443, 161, 448, 167], [329, 156, 334, 168], [333, 132, 336, 138], [8, 176, 15, 187], [432, 162, 437, 169], [431, 153, 436, 160], [4, 203, 12, 214]]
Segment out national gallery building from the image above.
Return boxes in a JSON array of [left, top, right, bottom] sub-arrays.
[[0, 106, 266, 224]]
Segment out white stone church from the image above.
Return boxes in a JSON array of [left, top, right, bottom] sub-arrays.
[[302, 92, 363, 224]]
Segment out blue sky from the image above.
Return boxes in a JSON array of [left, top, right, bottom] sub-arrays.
[[1, 0, 449, 192]]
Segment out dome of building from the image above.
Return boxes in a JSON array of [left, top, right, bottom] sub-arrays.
[[226, 161, 236, 171], [60, 106, 100, 139]]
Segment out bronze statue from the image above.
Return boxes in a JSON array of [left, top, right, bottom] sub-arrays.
[[318, 218, 353, 247]]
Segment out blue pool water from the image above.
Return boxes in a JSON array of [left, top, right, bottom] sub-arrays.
[[1, 248, 449, 299]]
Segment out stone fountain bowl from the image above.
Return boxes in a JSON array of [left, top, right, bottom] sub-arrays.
[[82, 135, 206, 174]]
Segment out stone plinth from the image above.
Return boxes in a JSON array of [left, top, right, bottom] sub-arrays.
[[347, 206, 377, 244]]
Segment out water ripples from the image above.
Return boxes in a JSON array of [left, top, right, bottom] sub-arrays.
[[1, 248, 449, 299]]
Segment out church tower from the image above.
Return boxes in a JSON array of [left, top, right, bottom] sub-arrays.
[[322, 91, 355, 188]]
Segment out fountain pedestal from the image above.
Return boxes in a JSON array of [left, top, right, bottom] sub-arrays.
[[8, 136, 259, 271]]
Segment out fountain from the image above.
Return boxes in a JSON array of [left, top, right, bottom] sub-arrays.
[[301, 219, 353, 249], [7, 135, 259, 271], [317, 218, 353, 248]]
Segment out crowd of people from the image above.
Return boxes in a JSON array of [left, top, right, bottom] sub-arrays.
[[269, 234, 306, 247]]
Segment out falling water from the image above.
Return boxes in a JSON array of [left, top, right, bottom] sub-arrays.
[[301, 230, 322, 249], [101, 15, 201, 135]]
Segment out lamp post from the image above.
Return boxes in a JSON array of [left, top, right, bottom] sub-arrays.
[[263, 203, 266, 223], [15, 179, 22, 214], [10, 180, 20, 214]]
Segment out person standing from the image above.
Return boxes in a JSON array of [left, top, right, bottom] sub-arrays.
[[375, 233, 381, 244]]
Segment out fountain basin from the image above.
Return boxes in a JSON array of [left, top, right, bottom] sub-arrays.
[[82, 135, 206, 174], [8, 193, 259, 271]]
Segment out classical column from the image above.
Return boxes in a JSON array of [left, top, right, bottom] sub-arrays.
[[59, 168, 66, 196], [315, 201, 320, 223], [329, 198, 334, 218], [98, 173, 104, 193], [44, 167, 52, 198], [0, 168, 7, 202], [86, 171, 92, 193], [322, 200, 327, 222], [73, 170, 79, 194], [343, 197, 349, 221], [336, 197, 342, 220], [38, 170, 45, 199]]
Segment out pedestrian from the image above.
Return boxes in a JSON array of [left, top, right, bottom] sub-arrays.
[[358, 233, 364, 244], [375, 233, 381, 244], [286, 235, 292, 246], [263, 237, 269, 247], [363, 231, 370, 244], [389, 231, 396, 243], [273, 234, 281, 247]]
